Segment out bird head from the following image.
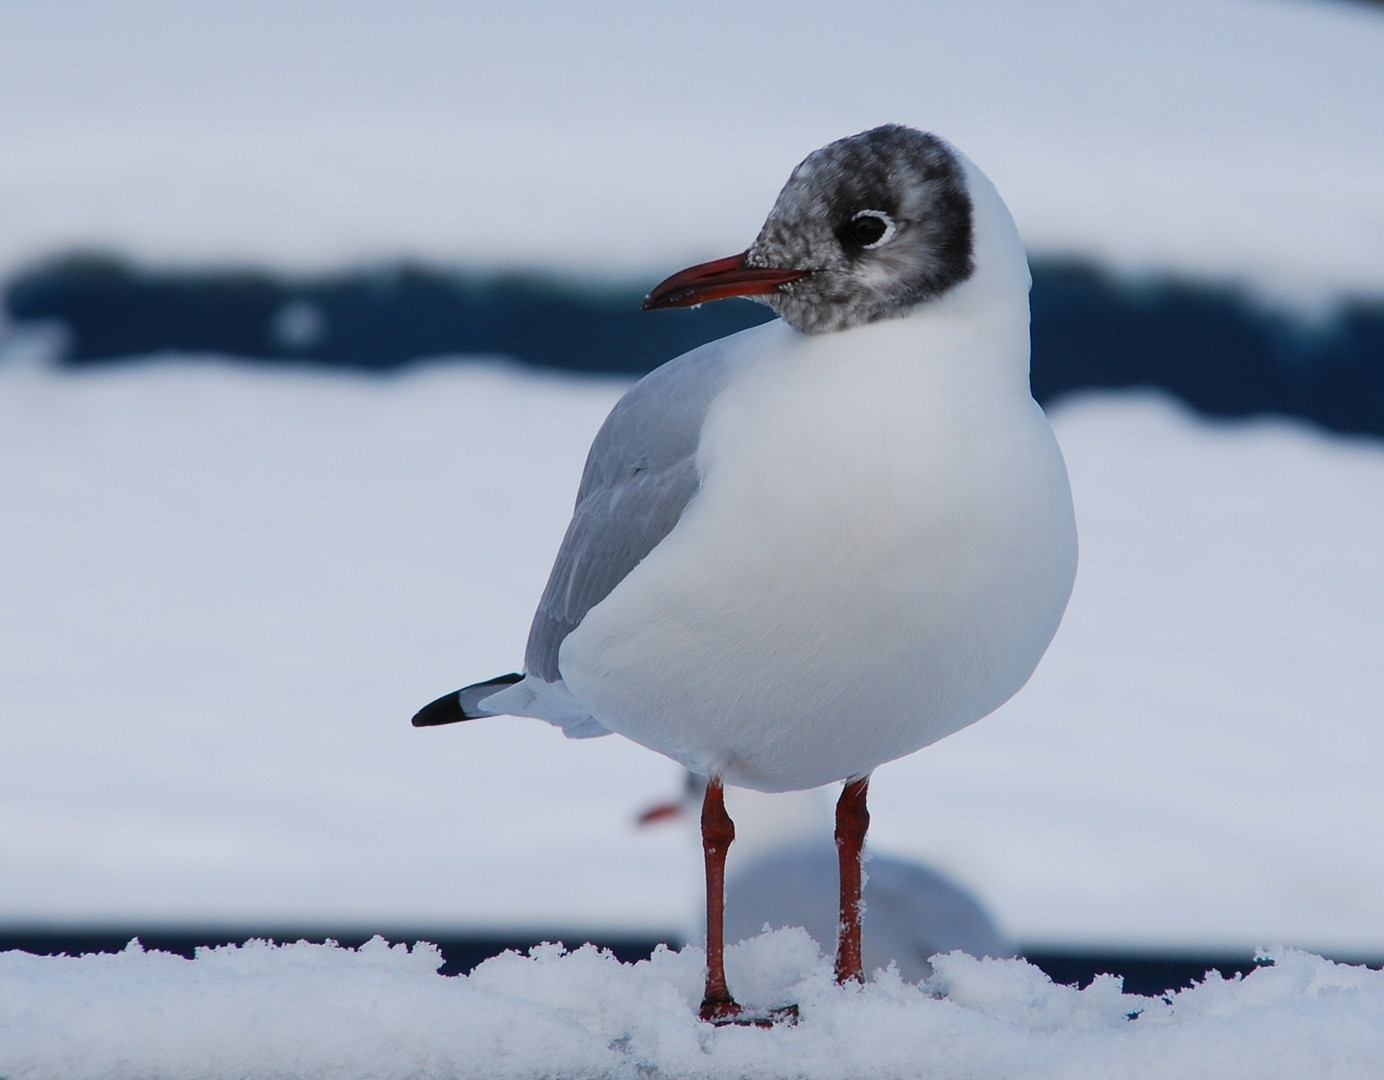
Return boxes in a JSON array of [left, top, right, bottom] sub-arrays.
[[643, 125, 975, 334]]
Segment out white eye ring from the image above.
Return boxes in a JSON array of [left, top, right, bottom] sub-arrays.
[[850, 209, 897, 249]]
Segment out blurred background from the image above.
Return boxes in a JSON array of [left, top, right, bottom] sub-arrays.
[[2, 0, 1382, 994]]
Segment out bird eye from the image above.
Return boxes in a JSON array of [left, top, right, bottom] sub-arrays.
[[842, 210, 896, 249]]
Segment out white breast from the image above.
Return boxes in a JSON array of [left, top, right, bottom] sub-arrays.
[[558, 304, 1077, 792]]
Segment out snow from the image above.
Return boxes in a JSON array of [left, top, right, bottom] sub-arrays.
[[1, 353, 1381, 956], [3, 932, 1382, 1078], [2, 0, 1384, 304]]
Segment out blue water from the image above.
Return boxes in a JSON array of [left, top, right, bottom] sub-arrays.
[[6, 253, 1382, 437]]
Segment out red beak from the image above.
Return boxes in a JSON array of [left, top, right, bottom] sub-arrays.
[[642, 250, 809, 311], [635, 800, 686, 826]]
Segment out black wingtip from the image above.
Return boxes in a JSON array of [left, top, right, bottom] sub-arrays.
[[411, 690, 466, 727], [411, 672, 525, 728]]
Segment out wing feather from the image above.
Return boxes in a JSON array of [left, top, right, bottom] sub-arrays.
[[524, 342, 734, 681]]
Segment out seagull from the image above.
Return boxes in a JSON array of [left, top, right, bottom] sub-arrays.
[[414, 124, 1077, 1023]]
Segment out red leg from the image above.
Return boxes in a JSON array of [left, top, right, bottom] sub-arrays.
[[699, 777, 742, 1021], [834, 776, 870, 984]]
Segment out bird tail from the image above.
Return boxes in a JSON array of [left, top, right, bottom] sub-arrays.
[[411, 672, 523, 727]]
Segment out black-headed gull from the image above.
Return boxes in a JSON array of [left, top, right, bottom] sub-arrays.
[[415, 124, 1077, 1023]]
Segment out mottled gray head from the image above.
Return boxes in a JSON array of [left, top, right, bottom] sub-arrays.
[[641, 125, 976, 333], [748, 124, 974, 334]]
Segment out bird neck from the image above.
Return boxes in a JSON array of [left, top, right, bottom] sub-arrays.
[[905, 150, 1034, 381]]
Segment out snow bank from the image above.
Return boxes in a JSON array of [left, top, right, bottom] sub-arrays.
[[3, 931, 1381, 1079], [1, 356, 1381, 952], [2, 0, 1383, 302]]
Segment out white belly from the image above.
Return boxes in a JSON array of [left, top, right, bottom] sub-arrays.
[[559, 325, 1077, 791]]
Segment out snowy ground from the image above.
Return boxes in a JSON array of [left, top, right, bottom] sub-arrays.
[[2, 0, 1383, 306], [1, 351, 1381, 957], [3, 933, 1383, 1079]]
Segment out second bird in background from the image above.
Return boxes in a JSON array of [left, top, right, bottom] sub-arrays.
[[639, 774, 1015, 983]]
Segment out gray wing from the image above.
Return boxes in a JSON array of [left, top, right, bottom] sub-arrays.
[[524, 342, 735, 682]]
